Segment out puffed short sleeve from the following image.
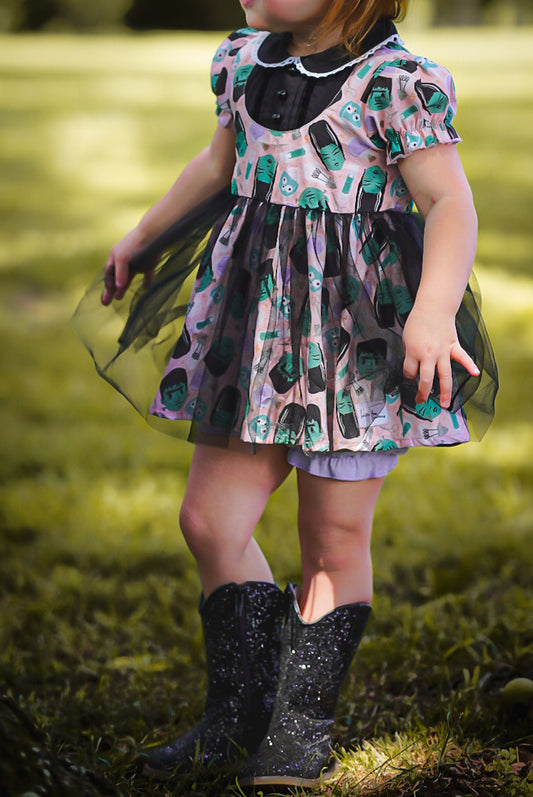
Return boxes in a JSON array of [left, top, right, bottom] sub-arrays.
[[210, 29, 253, 132], [361, 57, 462, 164]]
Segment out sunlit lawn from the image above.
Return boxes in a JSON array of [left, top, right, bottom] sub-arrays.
[[0, 28, 532, 796]]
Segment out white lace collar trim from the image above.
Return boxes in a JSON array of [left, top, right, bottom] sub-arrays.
[[253, 33, 405, 78]]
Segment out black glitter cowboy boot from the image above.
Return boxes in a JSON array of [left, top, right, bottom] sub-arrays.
[[143, 580, 284, 779], [239, 584, 371, 788]]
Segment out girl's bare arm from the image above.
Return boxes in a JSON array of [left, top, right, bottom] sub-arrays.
[[398, 144, 480, 408], [102, 124, 236, 305]]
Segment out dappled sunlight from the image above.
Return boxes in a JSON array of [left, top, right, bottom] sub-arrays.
[[398, 27, 533, 100], [335, 728, 466, 793], [477, 232, 533, 277], [1, 30, 533, 797], [0, 33, 219, 75], [0, 470, 186, 553], [50, 112, 154, 194]]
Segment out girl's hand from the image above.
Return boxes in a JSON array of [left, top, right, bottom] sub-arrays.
[[402, 307, 480, 408], [101, 227, 153, 306]]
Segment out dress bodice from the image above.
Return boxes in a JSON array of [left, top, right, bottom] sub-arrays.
[[211, 28, 461, 214]]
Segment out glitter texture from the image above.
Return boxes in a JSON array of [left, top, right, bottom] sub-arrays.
[[239, 584, 371, 787], [143, 581, 284, 778]]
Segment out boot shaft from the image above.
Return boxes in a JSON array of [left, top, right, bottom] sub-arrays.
[[276, 585, 371, 719], [201, 581, 284, 723]]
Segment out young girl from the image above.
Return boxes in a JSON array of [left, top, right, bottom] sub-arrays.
[[73, 0, 498, 787]]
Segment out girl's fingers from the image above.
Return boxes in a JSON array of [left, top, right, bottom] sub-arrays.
[[101, 258, 116, 306], [437, 357, 453, 408], [112, 259, 129, 300], [402, 354, 419, 382], [101, 256, 151, 306], [451, 344, 480, 377], [415, 360, 435, 404]]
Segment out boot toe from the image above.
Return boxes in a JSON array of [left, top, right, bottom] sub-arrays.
[[238, 732, 335, 787]]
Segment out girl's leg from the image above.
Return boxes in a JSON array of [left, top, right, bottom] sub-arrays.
[[239, 469, 383, 787], [144, 442, 292, 778], [296, 470, 384, 621], [180, 441, 292, 596]]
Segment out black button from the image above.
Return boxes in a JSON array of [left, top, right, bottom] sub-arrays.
[[277, 89, 288, 98], [272, 113, 281, 121], [288, 64, 298, 74]]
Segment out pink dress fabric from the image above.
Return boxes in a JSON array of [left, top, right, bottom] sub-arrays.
[[150, 28, 492, 455]]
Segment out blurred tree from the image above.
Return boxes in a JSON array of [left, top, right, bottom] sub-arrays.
[[125, 0, 245, 30], [3, 0, 533, 32], [1, 0, 133, 30], [0, 0, 25, 29], [57, 0, 131, 28]]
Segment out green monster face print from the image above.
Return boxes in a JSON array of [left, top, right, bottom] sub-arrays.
[[336, 386, 360, 439], [357, 338, 387, 380], [210, 386, 241, 430], [400, 384, 442, 421], [415, 397, 442, 420], [385, 128, 404, 160], [356, 166, 387, 212], [340, 101, 362, 128], [276, 294, 293, 319], [197, 261, 214, 293], [308, 342, 326, 394], [160, 368, 188, 411], [362, 165, 387, 194], [269, 353, 303, 394], [258, 260, 275, 301], [444, 105, 458, 138], [233, 65, 253, 101], [362, 76, 393, 111], [298, 188, 328, 210], [341, 274, 360, 305], [204, 336, 235, 377], [273, 403, 305, 446], [309, 121, 345, 171], [405, 131, 424, 152], [414, 80, 448, 114], [304, 405, 323, 448], [325, 327, 350, 362], [239, 366, 251, 391], [308, 265, 322, 292], [386, 58, 418, 74], [210, 284, 225, 305], [254, 155, 277, 200], [211, 65, 228, 98], [393, 284, 414, 317], [235, 111, 247, 157], [301, 301, 311, 336], [373, 438, 399, 451], [390, 175, 409, 199], [185, 396, 207, 421], [280, 170, 299, 196], [249, 413, 272, 441]]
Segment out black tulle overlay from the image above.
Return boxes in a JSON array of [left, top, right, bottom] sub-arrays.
[[72, 190, 498, 451]]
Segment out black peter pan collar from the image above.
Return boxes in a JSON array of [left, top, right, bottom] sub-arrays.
[[256, 19, 401, 77]]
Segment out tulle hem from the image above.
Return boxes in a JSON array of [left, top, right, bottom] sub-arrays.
[[72, 189, 498, 450]]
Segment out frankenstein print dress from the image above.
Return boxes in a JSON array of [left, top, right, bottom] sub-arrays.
[[73, 22, 498, 453]]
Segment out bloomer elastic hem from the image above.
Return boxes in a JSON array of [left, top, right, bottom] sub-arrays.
[[286, 448, 408, 481]]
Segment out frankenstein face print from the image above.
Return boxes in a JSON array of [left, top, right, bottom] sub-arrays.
[[161, 368, 188, 411]]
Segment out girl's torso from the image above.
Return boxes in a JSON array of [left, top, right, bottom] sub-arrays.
[[211, 24, 460, 214]]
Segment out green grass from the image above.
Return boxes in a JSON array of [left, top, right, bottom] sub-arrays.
[[1, 28, 533, 796]]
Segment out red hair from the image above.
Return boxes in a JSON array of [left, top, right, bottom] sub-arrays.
[[318, 0, 409, 55]]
